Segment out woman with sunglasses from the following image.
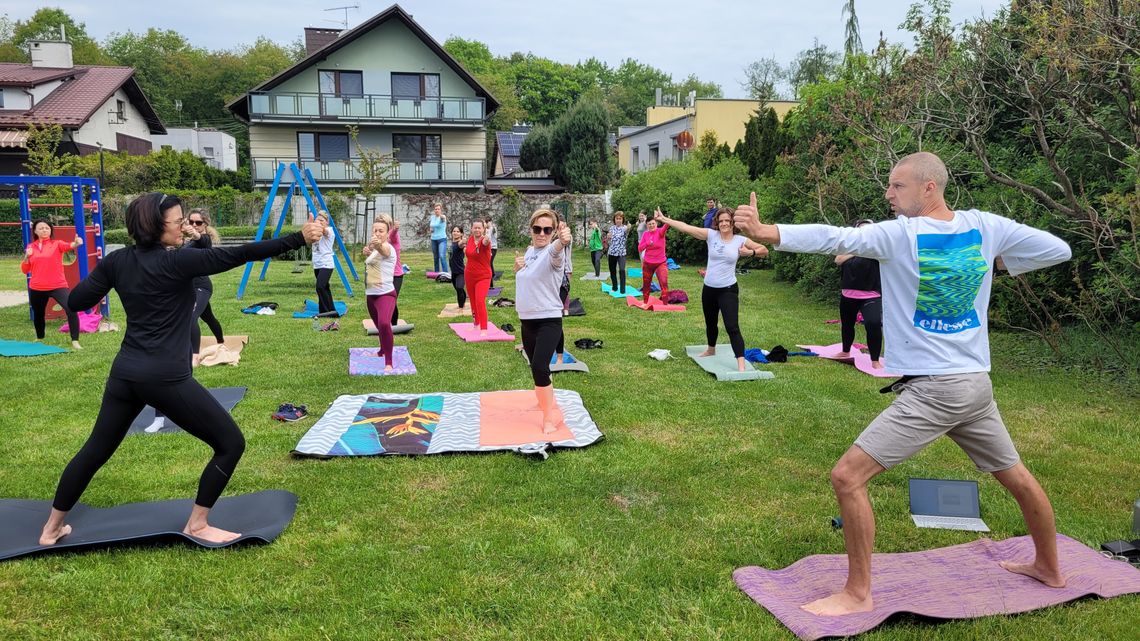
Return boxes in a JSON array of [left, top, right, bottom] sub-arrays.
[[515, 210, 573, 433], [465, 219, 493, 335], [652, 207, 767, 372], [21, 219, 83, 350], [38, 193, 323, 547]]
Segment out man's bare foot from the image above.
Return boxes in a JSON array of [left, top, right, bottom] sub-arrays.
[[698, 347, 716, 357], [39, 523, 72, 545], [801, 591, 874, 616], [183, 524, 241, 544], [870, 360, 884, 370], [999, 561, 1066, 587]]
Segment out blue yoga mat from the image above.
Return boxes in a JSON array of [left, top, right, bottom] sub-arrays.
[[293, 299, 348, 318], [0, 339, 68, 357], [601, 283, 641, 298]]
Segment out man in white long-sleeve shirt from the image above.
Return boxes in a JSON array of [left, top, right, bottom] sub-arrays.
[[734, 152, 1072, 616]]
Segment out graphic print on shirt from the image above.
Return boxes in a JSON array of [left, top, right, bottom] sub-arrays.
[[913, 230, 987, 334]]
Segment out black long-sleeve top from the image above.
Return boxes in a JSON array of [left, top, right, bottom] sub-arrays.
[[839, 256, 882, 293], [70, 232, 305, 383], [449, 240, 465, 275], [187, 234, 214, 293]]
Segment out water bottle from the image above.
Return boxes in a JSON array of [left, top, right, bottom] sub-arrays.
[[1133, 497, 1140, 534]]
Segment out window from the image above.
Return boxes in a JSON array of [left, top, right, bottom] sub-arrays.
[[392, 134, 441, 161], [0, 91, 5, 108], [203, 146, 214, 157], [672, 138, 684, 161], [649, 144, 659, 167], [632, 147, 639, 171], [318, 70, 364, 97], [115, 99, 126, 122], [297, 132, 350, 161], [391, 73, 440, 99]]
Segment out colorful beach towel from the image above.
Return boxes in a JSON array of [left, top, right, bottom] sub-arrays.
[[293, 389, 603, 458]]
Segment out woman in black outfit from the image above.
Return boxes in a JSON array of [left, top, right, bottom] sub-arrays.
[[834, 219, 884, 368], [449, 225, 467, 309], [185, 209, 225, 366], [38, 193, 322, 546]]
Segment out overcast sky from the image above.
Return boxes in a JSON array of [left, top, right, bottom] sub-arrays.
[[2, 1, 1008, 98]]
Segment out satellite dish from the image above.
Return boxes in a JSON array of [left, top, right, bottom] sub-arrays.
[[676, 130, 694, 150]]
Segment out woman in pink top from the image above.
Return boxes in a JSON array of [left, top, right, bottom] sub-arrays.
[[20, 219, 83, 349], [637, 214, 669, 304], [382, 214, 404, 326]]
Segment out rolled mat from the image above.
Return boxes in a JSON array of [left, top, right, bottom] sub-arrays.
[[0, 339, 68, 357], [128, 386, 247, 435], [0, 490, 298, 561], [348, 346, 416, 376], [449, 322, 515, 342], [685, 345, 774, 381], [293, 389, 602, 458], [362, 319, 415, 335], [734, 534, 1140, 641]]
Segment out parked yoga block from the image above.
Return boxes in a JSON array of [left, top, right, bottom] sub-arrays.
[[1133, 497, 1140, 534]]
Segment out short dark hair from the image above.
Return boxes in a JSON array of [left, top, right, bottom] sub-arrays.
[[452, 225, 463, 234], [31, 219, 53, 237], [127, 192, 183, 247]]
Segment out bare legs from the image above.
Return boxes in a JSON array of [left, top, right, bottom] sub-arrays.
[[993, 463, 1065, 587]]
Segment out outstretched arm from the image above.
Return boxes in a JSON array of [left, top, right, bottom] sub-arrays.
[[654, 208, 707, 241], [173, 216, 323, 279]]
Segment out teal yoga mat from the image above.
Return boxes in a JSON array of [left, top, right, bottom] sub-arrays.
[[0, 339, 68, 357], [686, 345, 775, 381], [601, 283, 641, 298]]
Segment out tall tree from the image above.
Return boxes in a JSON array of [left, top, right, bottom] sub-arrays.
[[547, 98, 612, 192], [741, 57, 785, 102], [4, 8, 111, 64], [786, 39, 841, 97], [843, 0, 863, 58]]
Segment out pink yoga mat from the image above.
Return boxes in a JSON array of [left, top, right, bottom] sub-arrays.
[[799, 343, 897, 378], [625, 295, 685, 312], [734, 534, 1140, 641], [449, 322, 515, 342]]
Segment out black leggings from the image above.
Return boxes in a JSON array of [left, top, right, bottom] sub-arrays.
[[490, 249, 498, 287], [198, 302, 224, 344], [52, 376, 246, 511], [840, 295, 884, 361], [314, 268, 334, 315], [452, 272, 467, 308], [189, 288, 219, 355], [29, 287, 79, 341], [391, 274, 403, 324], [607, 254, 627, 291], [591, 250, 602, 276], [521, 317, 562, 387], [702, 284, 745, 358]]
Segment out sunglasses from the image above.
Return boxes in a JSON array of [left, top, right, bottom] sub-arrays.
[[189, 220, 205, 226], [531, 226, 554, 235]]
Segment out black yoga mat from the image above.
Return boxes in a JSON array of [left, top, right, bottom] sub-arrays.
[[0, 490, 297, 561], [127, 386, 248, 435]]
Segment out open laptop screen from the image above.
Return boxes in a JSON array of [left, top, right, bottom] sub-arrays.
[[909, 478, 981, 518]]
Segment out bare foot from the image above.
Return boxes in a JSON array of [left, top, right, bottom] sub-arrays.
[[39, 523, 72, 545], [183, 524, 241, 544], [480, 329, 488, 337], [191, 354, 201, 367], [999, 560, 1066, 587], [556, 355, 564, 365], [542, 405, 564, 434], [697, 347, 716, 357], [801, 591, 874, 616], [737, 358, 747, 372], [870, 360, 884, 370], [71, 341, 83, 350], [384, 365, 394, 372], [834, 351, 850, 359]]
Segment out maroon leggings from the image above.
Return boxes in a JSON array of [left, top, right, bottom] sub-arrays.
[[366, 292, 398, 363], [641, 261, 668, 303]]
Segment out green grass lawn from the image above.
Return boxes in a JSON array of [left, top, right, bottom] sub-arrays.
[[0, 251, 1137, 640]]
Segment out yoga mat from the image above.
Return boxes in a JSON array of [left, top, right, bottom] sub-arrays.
[[196, 335, 248, 367], [685, 345, 774, 381], [580, 272, 609, 281], [425, 271, 442, 279], [520, 346, 590, 373], [486, 286, 503, 297], [798, 343, 898, 378], [362, 319, 415, 335], [128, 386, 248, 435], [601, 283, 641, 298], [348, 346, 416, 376], [449, 322, 515, 342], [567, 298, 586, 317], [292, 299, 347, 318], [0, 490, 298, 561], [293, 389, 603, 458], [0, 339, 68, 357], [628, 267, 643, 278], [734, 534, 1140, 641], [437, 303, 472, 318], [626, 295, 686, 312]]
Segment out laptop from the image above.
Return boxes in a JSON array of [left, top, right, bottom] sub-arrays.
[[908, 478, 990, 532]]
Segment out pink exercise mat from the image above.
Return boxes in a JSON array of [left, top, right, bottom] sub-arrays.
[[448, 322, 515, 342], [625, 295, 685, 312], [798, 342, 897, 378], [734, 534, 1140, 641]]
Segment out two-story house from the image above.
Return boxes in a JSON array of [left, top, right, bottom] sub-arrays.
[[227, 4, 499, 191], [0, 40, 165, 175]]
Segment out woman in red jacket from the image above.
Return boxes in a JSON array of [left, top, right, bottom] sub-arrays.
[[465, 219, 493, 335], [21, 219, 83, 349]]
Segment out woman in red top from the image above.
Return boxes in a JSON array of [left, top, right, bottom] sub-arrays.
[[464, 219, 493, 334], [21, 219, 83, 349]]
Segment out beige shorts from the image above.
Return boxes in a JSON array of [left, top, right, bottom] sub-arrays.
[[854, 372, 1020, 473]]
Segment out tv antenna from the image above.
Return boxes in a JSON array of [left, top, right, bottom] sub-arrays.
[[323, 5, 360, 30]]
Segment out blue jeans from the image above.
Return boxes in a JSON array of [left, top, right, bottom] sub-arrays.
[[431, 238, 446, 272]]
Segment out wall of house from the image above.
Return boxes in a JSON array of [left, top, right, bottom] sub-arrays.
[[29, 79, 64, 105], [153, 129, 239, 171], [272, 19, 481, 100], [71, 88, 154, 152], [620, 115, 692, 175], [692, 99, 798, 149], [251, 125, 485, 161]]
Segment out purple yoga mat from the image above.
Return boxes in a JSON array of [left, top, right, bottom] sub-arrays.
[[449, 322, 515, 342], [734, 534, 1140, 640], [348, 346, 416, 376]]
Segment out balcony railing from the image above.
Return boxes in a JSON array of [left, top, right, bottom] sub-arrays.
[[247, 92, 486, 123], [252, 157, 485, 184]]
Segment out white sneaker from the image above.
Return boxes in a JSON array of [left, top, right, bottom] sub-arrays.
[[144, 416, 165, 433]]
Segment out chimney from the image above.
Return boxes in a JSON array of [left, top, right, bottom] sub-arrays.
[[29, 40, 73, 69], [304, 28, 342, 56], [655, 88, 662, 107]]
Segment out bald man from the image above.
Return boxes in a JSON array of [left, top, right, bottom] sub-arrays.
[[734, 152, 1072, 616]]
